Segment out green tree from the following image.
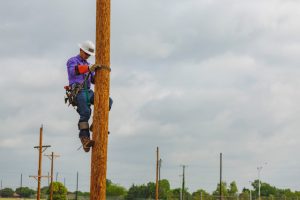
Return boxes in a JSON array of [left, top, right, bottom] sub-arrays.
[[252, 180, 277, 197], [239, 188, 250, 200], [15, 187, 36, 198], [166, 188, 191, 200], [106, 182, 127, 197], [0, 188, 14, 197], [159, 179, 171, 199], [147, 182, 156, 199], [167, 188, 181, 200], [192, 189, 211, 200], [228, 181, 238, 196], [213, 181, 228, 197], [41, 186, 49, 198], [125, 184, 148, 200], [124, 184, 136, 200], [48, 182, 68, 200]]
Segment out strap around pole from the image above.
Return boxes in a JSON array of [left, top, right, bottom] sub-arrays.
[[97, 65, 111, 72]]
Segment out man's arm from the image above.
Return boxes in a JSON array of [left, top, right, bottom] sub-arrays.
[[75, 64, 99, 75], [67, 59, 77, 78]]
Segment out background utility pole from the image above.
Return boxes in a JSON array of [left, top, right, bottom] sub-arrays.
[[30, 125, 51, 200], [155, 147, 159, 200], [45, 152, 60, 200], [75, 172, 79, 200], [48, 172, 50, 186], [158, 158, 162, 198], [220, 153, 222, 200], [249, 181, 252, 200], [20, 173, 22, 188], [91, 0, 111, 199], [181, 165, 186, 200]]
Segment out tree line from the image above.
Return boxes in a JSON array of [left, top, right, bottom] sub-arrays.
[[1, 179, 300, 200], [123, 179, 300, 200], [0, 182, 67, 200]]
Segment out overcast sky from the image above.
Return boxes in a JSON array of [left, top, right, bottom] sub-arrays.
[[1, 0, 300, 194]]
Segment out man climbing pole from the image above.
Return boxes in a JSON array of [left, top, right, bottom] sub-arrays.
[[65, 40, 113, 152]]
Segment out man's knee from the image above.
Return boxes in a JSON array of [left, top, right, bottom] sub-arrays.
[[78, 121, 89, 130]]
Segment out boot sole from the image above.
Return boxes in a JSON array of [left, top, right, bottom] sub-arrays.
[[84, 140, 95, 148]]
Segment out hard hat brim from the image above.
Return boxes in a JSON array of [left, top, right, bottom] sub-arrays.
[[78, 44, 95, 56]]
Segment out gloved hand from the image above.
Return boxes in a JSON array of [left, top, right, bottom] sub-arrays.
[[89, 64, 100, 72]]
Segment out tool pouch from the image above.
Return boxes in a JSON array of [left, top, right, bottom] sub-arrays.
[[64, 83, 80, 107]]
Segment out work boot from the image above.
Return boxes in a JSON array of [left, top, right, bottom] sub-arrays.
[[80, 136, 95, 152]]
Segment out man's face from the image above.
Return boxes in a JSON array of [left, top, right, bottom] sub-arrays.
[[80, 49, 91, 60]]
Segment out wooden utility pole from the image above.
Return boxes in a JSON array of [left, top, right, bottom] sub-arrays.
[[45, 152, 60, 200], [90, 0, 111, 199], [30, 125, 51, 200], [155, 147, 159, 200]]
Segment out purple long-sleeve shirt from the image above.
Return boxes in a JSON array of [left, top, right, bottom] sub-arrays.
[[66, 55, 94, 88]]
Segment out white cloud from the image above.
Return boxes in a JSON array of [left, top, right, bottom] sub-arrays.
[[1, 0, 300, 193], [0, 138, 23, 148]]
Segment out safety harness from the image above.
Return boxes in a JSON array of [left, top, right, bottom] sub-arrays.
[[64, 72, 91, 108]]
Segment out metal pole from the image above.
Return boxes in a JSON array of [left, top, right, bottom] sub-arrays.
[[180, 188, 182, 200], [249, 181, 252, 200], [158, 158, 162, 199], [182, 165, 185, 200], [91, 0, 111, 199], [75, 172, 78, 200], [257, 167, 262, 200], [220, 153, 222, 200], [155, 147, 159, 200], [21, 173, 23, 188]]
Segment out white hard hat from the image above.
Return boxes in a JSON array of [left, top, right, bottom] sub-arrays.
[[78, 40, 95, 56]]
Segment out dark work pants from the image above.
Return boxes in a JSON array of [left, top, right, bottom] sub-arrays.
[[76, 89, 113, 138]]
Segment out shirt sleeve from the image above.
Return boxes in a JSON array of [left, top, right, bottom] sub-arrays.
[[67, 58, 77, 80]]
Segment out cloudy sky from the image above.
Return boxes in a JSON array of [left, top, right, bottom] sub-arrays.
[[1, 0, 300, 194]]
